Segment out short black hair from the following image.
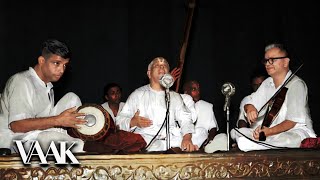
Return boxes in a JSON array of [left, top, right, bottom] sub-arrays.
[[183, 80, 199, 93], [41, 39, 71, 59], [103, 83, 122, 96]]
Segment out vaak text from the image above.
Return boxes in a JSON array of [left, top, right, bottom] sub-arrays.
[[15, 141, 80, 165]]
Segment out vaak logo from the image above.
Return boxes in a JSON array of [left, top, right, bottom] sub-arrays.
[[15, 140, 80, 165]]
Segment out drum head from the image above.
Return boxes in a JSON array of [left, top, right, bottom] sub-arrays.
[[75, 104, 111, 141]]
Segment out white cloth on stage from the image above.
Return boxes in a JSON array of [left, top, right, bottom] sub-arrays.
[[204, 133, 228, 153]]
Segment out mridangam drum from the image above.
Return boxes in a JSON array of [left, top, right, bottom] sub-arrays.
[[71, 104, 115, 141]]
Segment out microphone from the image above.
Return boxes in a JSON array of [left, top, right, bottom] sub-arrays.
[[221, 82, 235, 111], [159, 73, 174, 89]]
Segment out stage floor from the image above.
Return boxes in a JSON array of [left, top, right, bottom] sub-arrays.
[[1, 148, 320, 179]]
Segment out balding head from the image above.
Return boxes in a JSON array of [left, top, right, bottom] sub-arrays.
[[147, 57, 170, 71]]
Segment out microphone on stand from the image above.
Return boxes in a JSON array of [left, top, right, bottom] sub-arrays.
[[221, 82, 236, 111], [159, 73, 174, 150], [221, 82, 235, 151], [159, 73, 174, 90]]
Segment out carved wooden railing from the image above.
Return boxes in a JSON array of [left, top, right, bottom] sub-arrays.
[[1, 149, 320, 179]]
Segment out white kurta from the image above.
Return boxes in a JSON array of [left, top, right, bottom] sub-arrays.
[[0, 67, 84, 152], [195, 100, 218, 132], [231, 94, 267, 142], [235, 94, 264, 129], [101, 102, 125, 123], [116, 85, 195, 151], [233, 71, 316, 152], [180, 94, 208, 147], [193, 99, 227, 153], [180, 94, 197, 123]]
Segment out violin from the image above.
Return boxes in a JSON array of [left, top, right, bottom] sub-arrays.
[[257, 63, 303, 141], [259, 87, 288, 141]]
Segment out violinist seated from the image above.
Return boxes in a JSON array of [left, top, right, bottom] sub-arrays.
[[231, 43, 316, 152]]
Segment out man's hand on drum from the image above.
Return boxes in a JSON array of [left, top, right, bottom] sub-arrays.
[[56, 107, 87, 128], [130, 109, 153, 128]]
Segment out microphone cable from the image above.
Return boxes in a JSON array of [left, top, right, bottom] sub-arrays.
[[233, 128, 288, 149], [144, 90, 171, 151]]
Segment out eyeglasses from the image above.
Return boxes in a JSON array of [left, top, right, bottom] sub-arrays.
[[261, 56, 287, 65]]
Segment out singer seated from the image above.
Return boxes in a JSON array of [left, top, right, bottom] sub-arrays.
[[116, 57, 200, 152]]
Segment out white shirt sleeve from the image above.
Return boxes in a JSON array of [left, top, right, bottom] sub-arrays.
[[247, 78, 272, 112], [172, 93, 194, 136], [195, 100, 218, 131], [237, 95, 250, 125], [180, 94, 197, 123], [285, 79, 309, 123], [115, 90, 139, 131], [5, 75, 35, 124]]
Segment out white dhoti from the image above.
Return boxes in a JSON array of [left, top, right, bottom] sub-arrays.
[[204, 133, 228, 153], [145, 127, 208, 151], [231, 127, 306, 152]]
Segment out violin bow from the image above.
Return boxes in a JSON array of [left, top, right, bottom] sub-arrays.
[[258, 63, 304, 114]]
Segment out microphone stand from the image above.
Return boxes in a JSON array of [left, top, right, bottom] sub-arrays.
[[224, 95, 230, 151], [221, 82, 235, 151], [225, 105, 230, 151], [165, 88, 171, 150]]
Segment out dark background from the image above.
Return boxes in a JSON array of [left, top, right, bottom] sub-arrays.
[[1, 0, 319, 135]]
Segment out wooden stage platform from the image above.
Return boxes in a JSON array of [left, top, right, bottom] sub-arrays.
[[1, 148, 320, 179]]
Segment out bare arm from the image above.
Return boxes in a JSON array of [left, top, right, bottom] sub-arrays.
[[181, 133, 199, 152], [10, 107, 87, 133], [244, 104, 258, 124], [208, 127, 217, 141], [253, 120, 297, 139]]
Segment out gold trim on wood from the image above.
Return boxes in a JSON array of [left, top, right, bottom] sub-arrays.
[[1, 149, 320, 179]]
